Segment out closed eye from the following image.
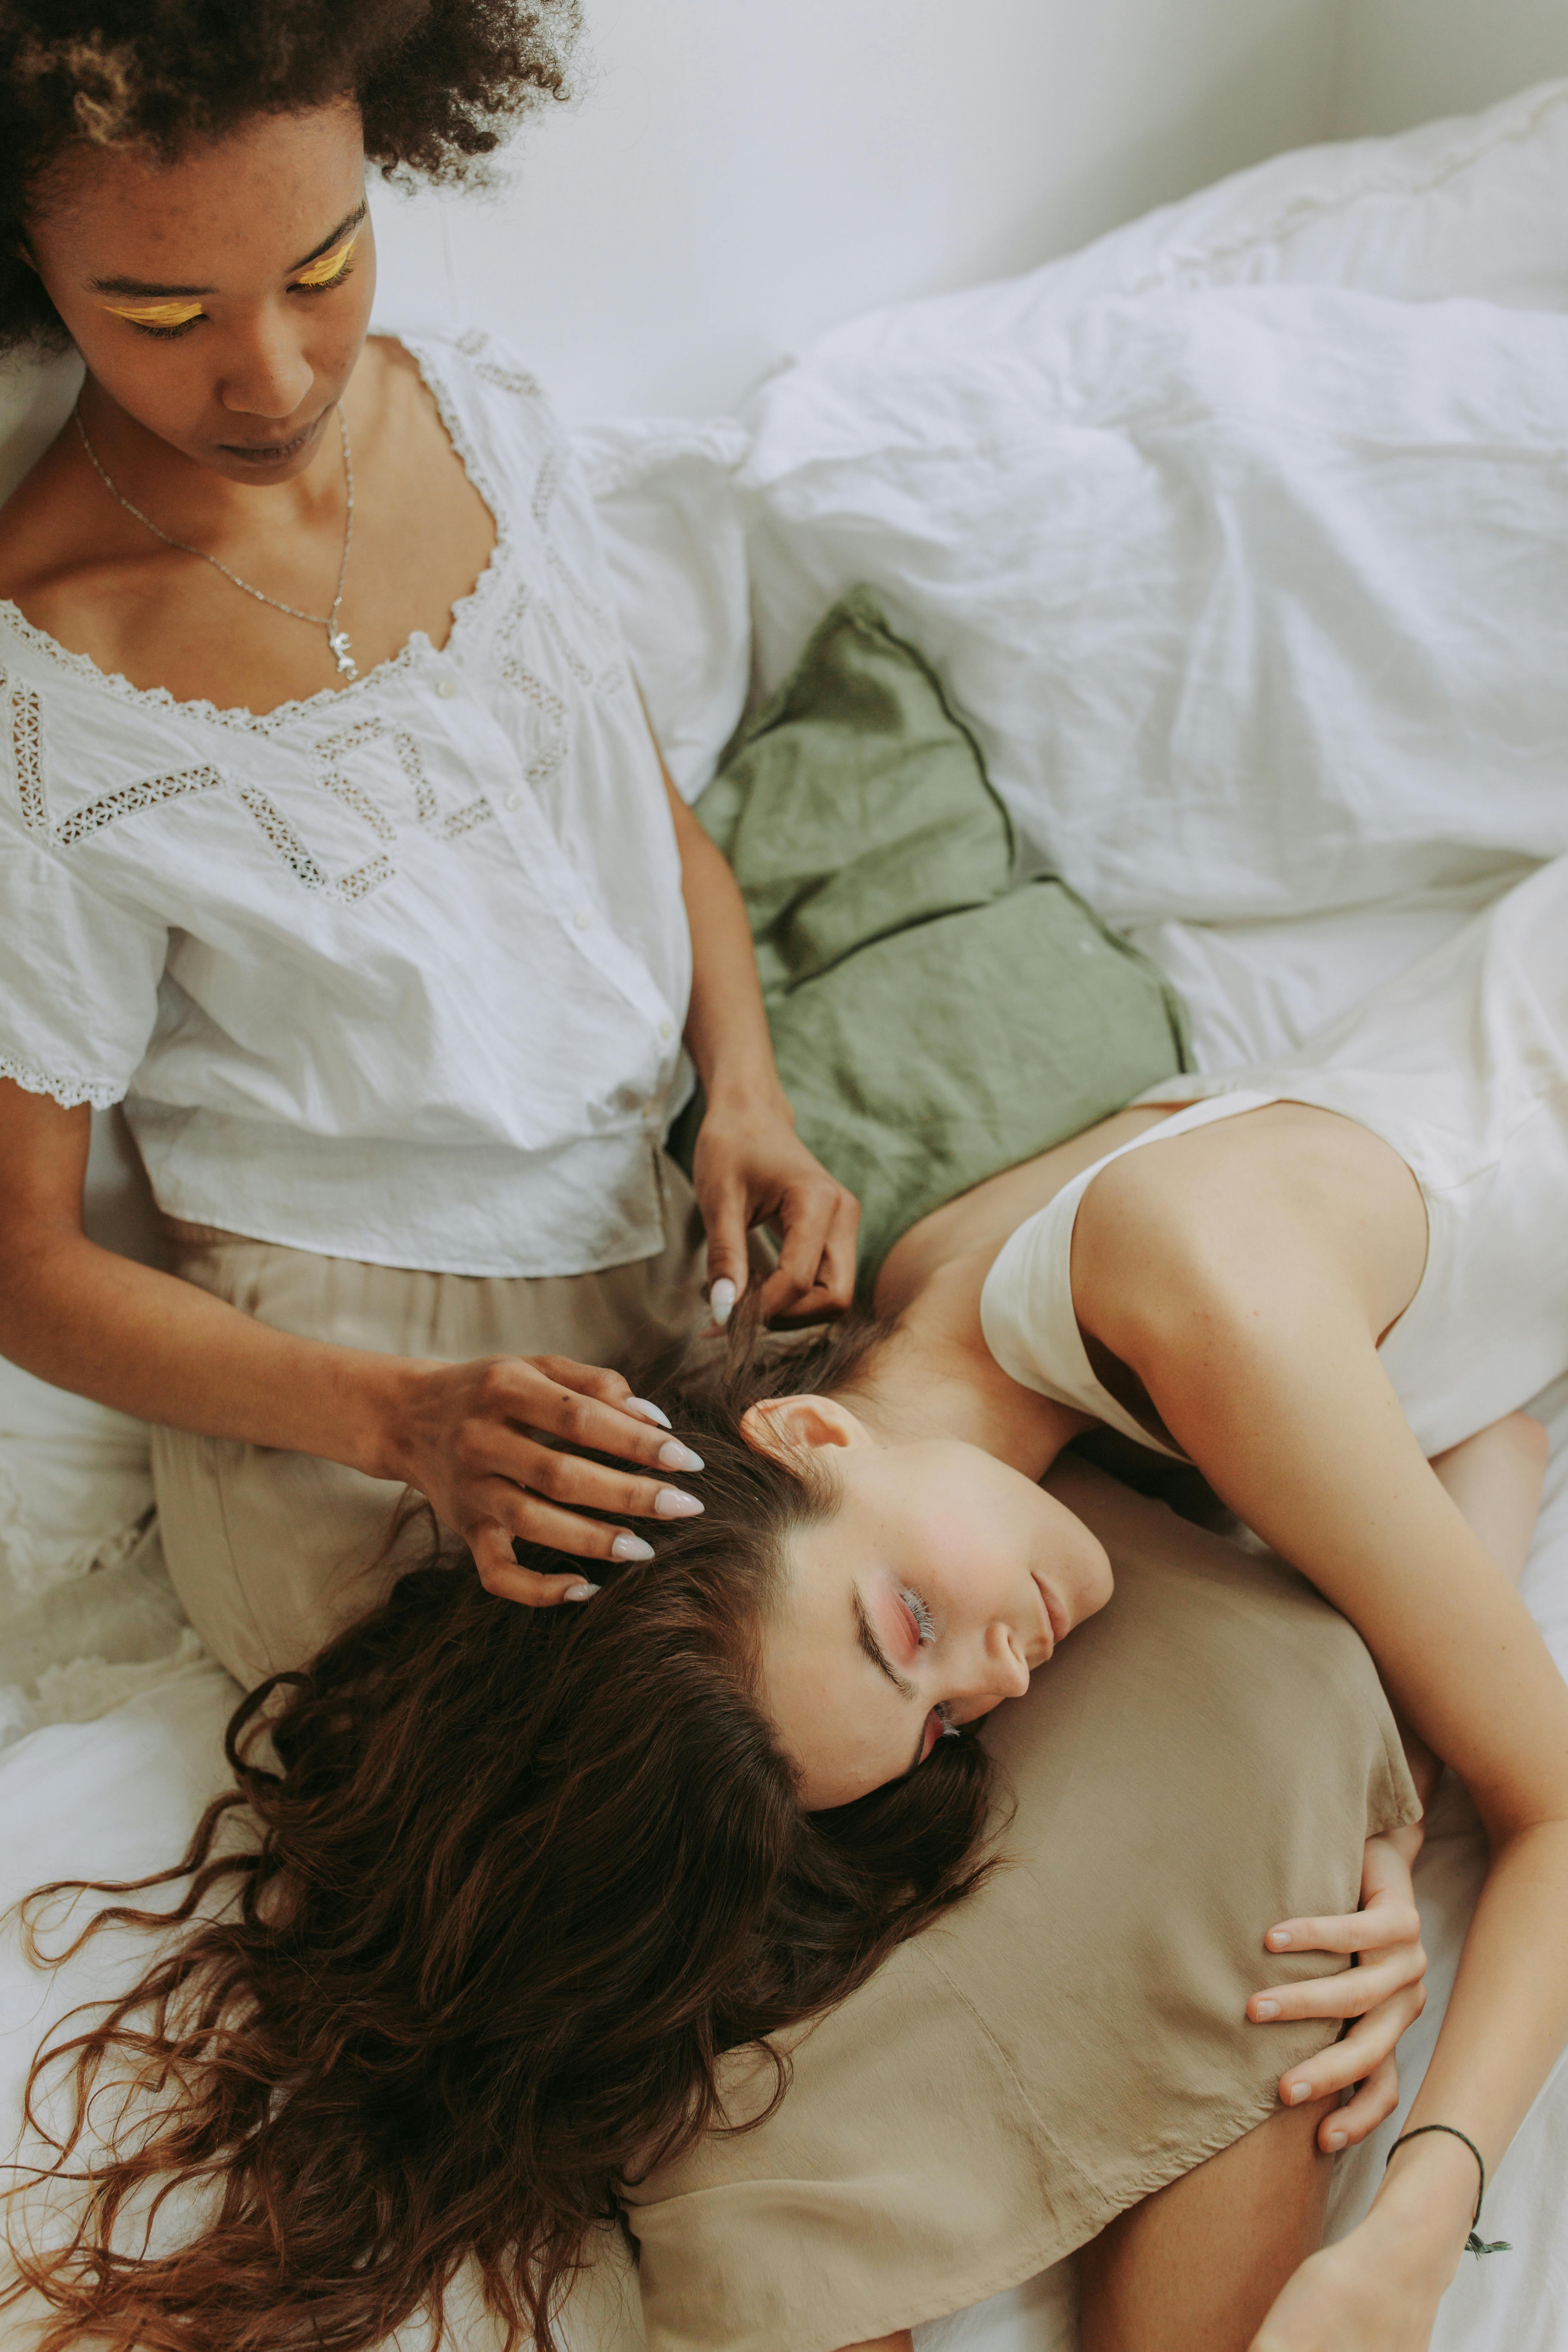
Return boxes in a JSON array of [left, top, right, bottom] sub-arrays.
[[852, 1586, 917, 1700], [290, 232, 360, 296], [899, 1585, 935, 1647]]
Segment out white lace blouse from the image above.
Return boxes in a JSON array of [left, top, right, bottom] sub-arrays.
[[0, 331, 693, 1278]]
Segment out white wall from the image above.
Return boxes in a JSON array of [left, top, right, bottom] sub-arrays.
[[1333, 0, 1568, 136], [371, 0, 1344, 422]]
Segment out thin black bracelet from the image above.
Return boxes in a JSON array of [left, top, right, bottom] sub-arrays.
[[1385, 2124, 1512, 2258]]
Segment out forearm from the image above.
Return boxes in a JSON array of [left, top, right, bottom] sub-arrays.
[[1429, 1412, 1548, 1586], [1394, 1413, 1550, 1823], [1363, 1817, 1568, 2276], [664, 777, 790, 1114], [0, 1224, 411, 1475], [1139, 1323, 1568, 2276]]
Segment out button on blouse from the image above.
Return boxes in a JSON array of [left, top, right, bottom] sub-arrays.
[[0, 331, 693, 1278]]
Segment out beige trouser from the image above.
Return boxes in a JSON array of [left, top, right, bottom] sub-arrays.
[[151, 1158, 707, 1690]]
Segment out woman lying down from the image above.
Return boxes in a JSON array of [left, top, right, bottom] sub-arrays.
[[7, 853, 1568, 2352]]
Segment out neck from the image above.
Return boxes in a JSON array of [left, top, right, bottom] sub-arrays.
[[833, 1256, 1090, 1480], [76, 373, 347, 534]]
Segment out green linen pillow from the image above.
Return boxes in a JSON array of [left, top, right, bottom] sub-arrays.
[[679, 588, 1191, 1288]]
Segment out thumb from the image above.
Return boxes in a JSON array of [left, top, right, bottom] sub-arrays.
[[702, 1188, 750, 1328]]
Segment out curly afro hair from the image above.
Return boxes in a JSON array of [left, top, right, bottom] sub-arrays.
[[0, 0, 582, 352]]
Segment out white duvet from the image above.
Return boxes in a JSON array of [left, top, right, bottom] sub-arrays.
[[6, 70, 1568, 2352]]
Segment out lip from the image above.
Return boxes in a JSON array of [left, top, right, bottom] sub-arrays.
[[215, 415, 324, 465], [1031, 1572, 1065, 1658]]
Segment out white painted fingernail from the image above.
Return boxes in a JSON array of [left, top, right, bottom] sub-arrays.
[[1254, 1998, 1280, 2020], [655, 1488, 704, 1518], [564, 1581, 601, 1601], [659, 1439, 705, 1473], [1268, 1928, 1292, 1949], [626, 1397, 672, 1430], [1326, 2129, 1347, 2151], [611, 1535, 654, 1562], [710, 1277, 737, 1327], [1287, 2081, 1312, 2105]]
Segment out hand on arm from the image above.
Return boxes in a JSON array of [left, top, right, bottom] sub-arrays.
[[659, 763, 859, 1323], [0, 1081, 704, 1602]]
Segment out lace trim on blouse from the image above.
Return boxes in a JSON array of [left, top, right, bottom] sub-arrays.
[[0, 332, 518, 736], [0, 1049, 124, 1112]]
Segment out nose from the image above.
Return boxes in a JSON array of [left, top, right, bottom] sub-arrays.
[[216, 309, 315, 420], [977, 1619, 1031, 1702]]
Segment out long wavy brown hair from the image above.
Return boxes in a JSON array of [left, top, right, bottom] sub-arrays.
[[2, 1311, 996, 2352]]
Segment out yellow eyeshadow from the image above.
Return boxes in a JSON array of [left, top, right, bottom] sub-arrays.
[[101, 296, 205, 327], [291, 229, 360, 290]]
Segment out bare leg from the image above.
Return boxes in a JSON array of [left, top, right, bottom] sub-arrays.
[[1077, 2094, 1337, 2352]]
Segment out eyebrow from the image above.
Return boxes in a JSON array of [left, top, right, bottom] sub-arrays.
[[852, 1585, 931, 1776], [89, 202, 368, 299]]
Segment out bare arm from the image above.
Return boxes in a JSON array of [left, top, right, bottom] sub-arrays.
[[1075, 1185, 1568, 2327], [0, 1079, 706, 1600], [660, 765, 859, 1322]]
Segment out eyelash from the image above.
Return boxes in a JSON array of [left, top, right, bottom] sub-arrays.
[[899, 1585, 936, 1646], [125, 254, 357, 340]]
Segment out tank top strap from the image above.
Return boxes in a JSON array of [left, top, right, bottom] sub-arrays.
[[979, 1091, 1284, 1458]]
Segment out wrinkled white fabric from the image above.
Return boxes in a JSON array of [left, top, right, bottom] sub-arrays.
[[0, 331, 693, 1277], [742, 100, 1568, 927]]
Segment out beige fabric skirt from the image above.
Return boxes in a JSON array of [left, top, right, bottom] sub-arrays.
[[150, 1156, 707, 1689]]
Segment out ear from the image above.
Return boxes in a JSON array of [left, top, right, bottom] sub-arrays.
[[740, 1394, 875, 1464]]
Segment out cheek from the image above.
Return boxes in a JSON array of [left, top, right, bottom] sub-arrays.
[[918, 1493, 1028, 1614]]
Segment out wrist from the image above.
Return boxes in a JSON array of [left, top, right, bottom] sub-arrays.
[[700, 1067, 794, 1124], [1366, 2132, 1486, 2285], [347, 1352, 432, 1486]]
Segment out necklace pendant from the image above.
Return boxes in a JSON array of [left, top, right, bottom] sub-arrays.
[[328, 629, 358, 681]]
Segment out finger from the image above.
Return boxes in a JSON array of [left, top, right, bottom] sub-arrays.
[[1319, 2055, 1401, 2153], [813, 1189, 861, 1315], [465, 1519, 602, 1606], [1359, 1838, 1419, 1905], [1276, 1983, 1425, 2112], [765, 1283, 847, 1328], [477, 1361, 700, 1474], [529, 1356, 637, 1409], [755, 1189, 838, 1319], [490, 1447, 705, 1525], [1264, 1900, 1422, 1957], [698, 1183, 751, 1321], [1248, 1943, 1426, 2025]]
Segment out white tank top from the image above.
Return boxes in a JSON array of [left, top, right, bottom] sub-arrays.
[[980, 855, 1568, 1461]]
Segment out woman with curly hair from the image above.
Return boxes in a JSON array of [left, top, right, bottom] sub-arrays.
[[0, 0, 859, 1686]]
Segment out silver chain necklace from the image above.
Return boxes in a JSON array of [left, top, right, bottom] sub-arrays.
[[73, 405, 359, 680]]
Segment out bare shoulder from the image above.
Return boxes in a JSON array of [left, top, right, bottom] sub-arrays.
[[1072, 1100, 1426, 1358], [874, 1105, 1173, 1314], [0, 414, 105, 606], [353, 333, 455, 457]]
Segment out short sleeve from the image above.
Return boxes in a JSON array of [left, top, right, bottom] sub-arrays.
[[0, 829, 167, 1109]]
